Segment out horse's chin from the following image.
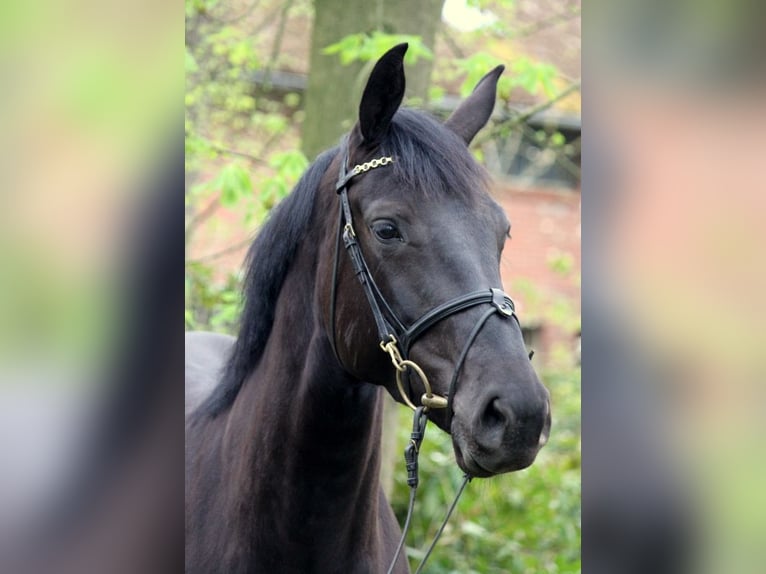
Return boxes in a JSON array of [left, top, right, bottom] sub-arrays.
[[451, 434, 540, 478], [452, 444, 495, 478]]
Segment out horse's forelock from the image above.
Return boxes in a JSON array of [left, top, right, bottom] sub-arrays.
[[383, 109, 488, 199]]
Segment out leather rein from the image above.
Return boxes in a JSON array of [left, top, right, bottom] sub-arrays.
[[328, 141, 521, 573]]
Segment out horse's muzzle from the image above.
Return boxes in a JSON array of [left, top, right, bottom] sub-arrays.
[[452, 393, 551, 477]]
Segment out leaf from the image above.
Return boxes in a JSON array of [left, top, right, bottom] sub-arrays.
[[550, 131, 566, 147], [508, 57, 560, 97], [428, 85, 445, 102], [455, 52, 504, 96], [268, 150, 309, 183], [215, 163, 252, 207], [263, 113, 287, 135], [228, 39, 256, 69], [547, 249, 574, 275], [323, 32, 433, 67], [283, 92, 301, 108]]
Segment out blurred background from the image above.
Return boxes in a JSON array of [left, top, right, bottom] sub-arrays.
[[584, 2, 766, 573], [184, 1, 580, 572], [1, 0, 764, 572], [1, 0, 183, 571]]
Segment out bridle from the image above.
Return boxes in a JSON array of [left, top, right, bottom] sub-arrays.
[[330, 142, 519, 420], [329, 141, 524, 572]]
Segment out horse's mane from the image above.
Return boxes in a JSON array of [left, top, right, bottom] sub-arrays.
[[193, 147, 336, 419], [193, 109, 487, 420]]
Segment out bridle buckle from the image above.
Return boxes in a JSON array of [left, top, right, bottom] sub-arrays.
[[380, 335, 405, 371], [491, 287, 515, 317], [421, 394, 448, 410]]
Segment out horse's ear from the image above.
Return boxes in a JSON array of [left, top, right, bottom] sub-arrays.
[[444, 65, 505, 145], [358, 43, 408, 146]]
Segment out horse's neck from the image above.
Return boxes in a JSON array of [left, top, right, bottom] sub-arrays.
[[220, 256, 386, 562], [228, 328, 384, 493]]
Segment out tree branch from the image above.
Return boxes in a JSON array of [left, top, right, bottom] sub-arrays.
[[262, 0, 296, 88], [187, 236, 255, 265], [439, 26, 466, 59], [475, 80, 581, 147], [511, 7, 581, 39], [210, 144, 267, 165], [208, 0, 263, 26], [185, 194, 223, 243]]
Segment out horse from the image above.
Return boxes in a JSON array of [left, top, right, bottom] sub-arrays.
[[185, 43, 551, 573]]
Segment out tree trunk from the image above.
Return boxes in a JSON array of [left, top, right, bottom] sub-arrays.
[[303, 0, 445, 496], [302, 0, 445, 160]]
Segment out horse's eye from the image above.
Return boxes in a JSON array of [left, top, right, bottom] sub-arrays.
[[371, 221, 402, 242]]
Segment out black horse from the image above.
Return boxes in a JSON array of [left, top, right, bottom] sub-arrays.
[[186, 44, 551, 573]]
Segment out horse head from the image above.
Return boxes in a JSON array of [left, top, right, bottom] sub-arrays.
[[318, 44, 551, 476]]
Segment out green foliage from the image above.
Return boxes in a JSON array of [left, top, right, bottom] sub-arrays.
[[547, 249, 575, 276], [185, 0, 308, 333], [454, 53, 560, 100], [550, 131, 566, 147], [508, 57, 558, 99], [256, 150, 309, 220], [214, 162, 253, 207], [269, 149, 310, 180], [185, 145, 307, 331], [323, 31, 433, 66], [185, 0, 221, 18], [428, 84, 446, 102], [512, 274, 580, 337], [185, 263, 241, 332], [455, 52, 505, 97]]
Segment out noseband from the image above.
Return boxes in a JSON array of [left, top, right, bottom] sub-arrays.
[[329, 142, 519, 422]]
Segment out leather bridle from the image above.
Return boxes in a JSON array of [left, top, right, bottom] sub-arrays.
[[329, 141, 519, 422], [328, 141, 527, 573]]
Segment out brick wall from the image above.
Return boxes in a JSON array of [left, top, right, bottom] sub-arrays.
[[493, 183, 581, 363]]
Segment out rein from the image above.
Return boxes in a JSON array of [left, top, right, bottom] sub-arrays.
[[329, 142, 521, 572]]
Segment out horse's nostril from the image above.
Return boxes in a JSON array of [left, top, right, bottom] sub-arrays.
[[481, 397, 510, 430]]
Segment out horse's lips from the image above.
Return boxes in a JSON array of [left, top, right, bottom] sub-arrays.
[[452, 441, 495, 478], [452, 423, 543, 476]]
